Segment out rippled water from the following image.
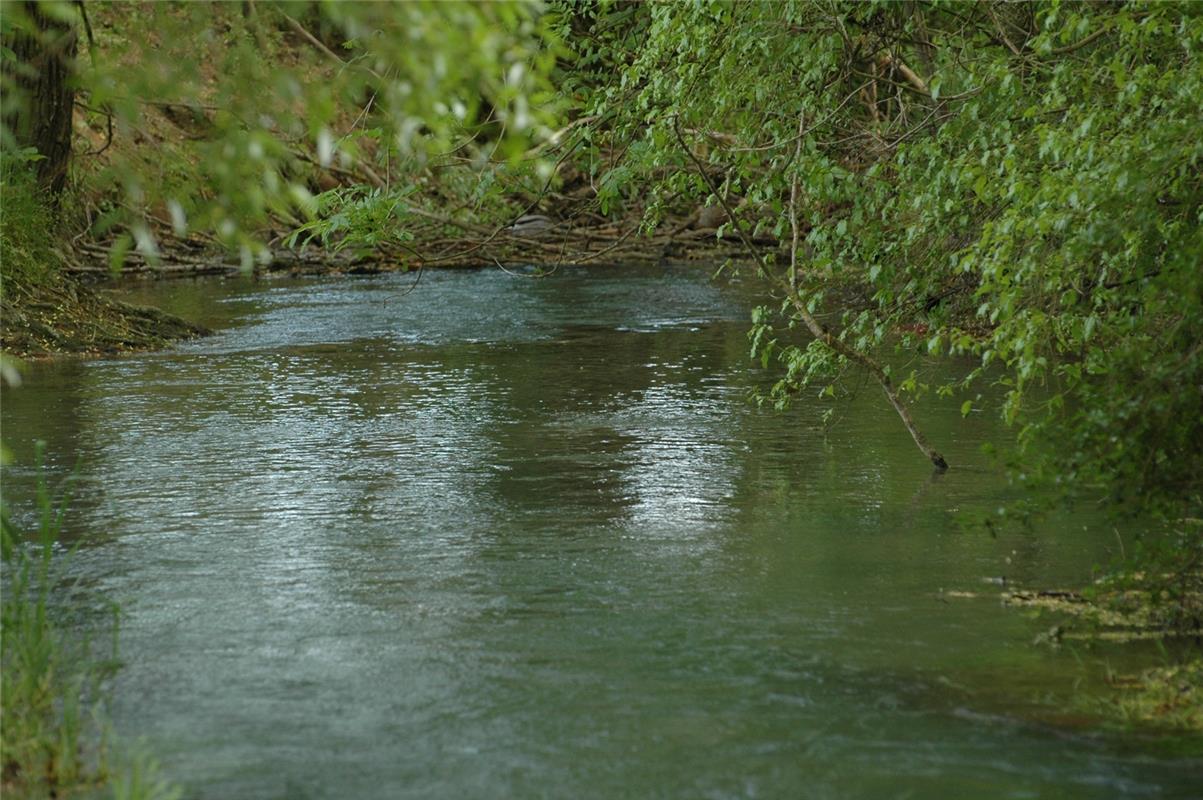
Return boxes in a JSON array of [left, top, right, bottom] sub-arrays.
[[3, 266, 1199, 798]]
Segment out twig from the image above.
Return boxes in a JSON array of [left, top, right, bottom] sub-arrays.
[[280, 13, 383, 81], [1049, 27, 1108, 56], [876, 52, 929, 95]]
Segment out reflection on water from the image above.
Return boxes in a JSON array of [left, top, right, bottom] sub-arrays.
[[2, 266, 1199, 799]]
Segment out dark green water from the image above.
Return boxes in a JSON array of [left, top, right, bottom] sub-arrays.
[[2, 266, 1199, 798]]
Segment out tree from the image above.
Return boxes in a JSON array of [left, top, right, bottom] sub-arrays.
[[1, 1, 77, 195]]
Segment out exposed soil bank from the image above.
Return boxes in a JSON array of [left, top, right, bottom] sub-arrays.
[[0, 273, 207, 358]]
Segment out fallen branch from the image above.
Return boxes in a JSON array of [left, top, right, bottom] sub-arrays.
[[876, 52, 929, 95]]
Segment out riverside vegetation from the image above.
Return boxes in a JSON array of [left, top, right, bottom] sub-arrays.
[[1, 0, 1200, 790], [1, 442, 180, 798]]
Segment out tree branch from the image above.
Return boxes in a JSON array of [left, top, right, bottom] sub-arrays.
[[675, 112, 949, 471], [876, 52, 928, 95], [1048, 26, 1108, 56], [281, 13, 383, 81]]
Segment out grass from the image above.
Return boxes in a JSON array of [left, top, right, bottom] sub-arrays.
[[0, 156, 60, 294], [0, 443, 180, 799], [0, 165, 208, 358]]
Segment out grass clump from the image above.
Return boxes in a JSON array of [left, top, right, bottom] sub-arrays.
[[1104, 661, 1203, 733], [1, 443, 180, 799]]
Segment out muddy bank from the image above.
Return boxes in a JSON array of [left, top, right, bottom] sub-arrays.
[[0, 273, 207, 358]]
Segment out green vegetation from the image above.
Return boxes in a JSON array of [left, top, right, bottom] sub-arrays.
[[0, 445, 179, 798], [2, 147, 207, 356], [572, 1, 1203, 519], [0, 152, 58, 290], [4, 1, 561, 258], [558, 3, 1202, 668], [1104, 661, 1203, 733]]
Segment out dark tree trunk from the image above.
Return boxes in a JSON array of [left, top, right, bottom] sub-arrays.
[[2, 2, 77, 196]]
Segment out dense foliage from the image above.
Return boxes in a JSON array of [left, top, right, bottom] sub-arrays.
[[2, 0, 561, 264], [0, 148, 58, 289], [566, 1, 1202, 527]]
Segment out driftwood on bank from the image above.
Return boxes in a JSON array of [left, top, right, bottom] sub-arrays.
[[61, 209, 772, 280]]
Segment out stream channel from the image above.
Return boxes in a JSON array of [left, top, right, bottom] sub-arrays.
[[3, 264, 1200, 798]]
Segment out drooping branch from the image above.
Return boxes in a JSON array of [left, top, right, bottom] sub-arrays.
[[673, 113, 949, 471], [776, 280, 950, 471], [787, 111, 804, 290]]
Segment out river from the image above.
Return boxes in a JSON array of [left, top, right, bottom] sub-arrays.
[[2, 265, 1199, 798]]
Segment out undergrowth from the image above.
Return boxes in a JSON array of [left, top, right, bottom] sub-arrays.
[[0, 152, 59, 294]]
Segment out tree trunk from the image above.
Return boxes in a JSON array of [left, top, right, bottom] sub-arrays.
[[2, 2, 77, 196]]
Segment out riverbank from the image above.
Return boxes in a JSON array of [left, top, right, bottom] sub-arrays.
[[0, 271, 207, 359], [1, 490, 180, 800], [938, 554, 1203, 734], [1007, 560, 1203, 733], [1, 200, 766, 358]]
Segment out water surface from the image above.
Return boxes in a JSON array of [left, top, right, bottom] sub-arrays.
[[3, 265, 1199, 798]]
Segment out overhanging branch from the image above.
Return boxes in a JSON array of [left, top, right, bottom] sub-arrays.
[[672, 113, 949, 471]]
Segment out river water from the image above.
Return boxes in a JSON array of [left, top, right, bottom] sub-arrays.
[[2, 265, 1199, 798]]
